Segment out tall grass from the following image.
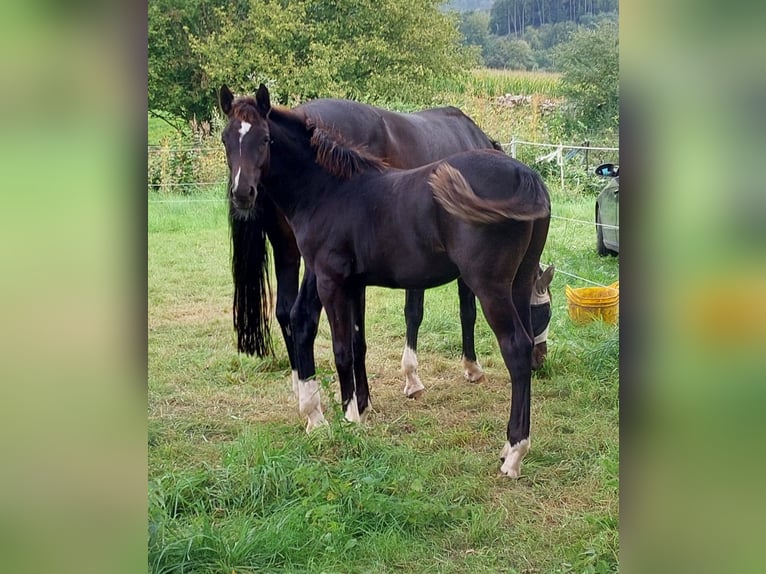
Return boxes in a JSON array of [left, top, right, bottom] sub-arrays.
[[469, 68, 563, 97]]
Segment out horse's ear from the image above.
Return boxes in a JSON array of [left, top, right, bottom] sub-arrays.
[[538, 264, 555, 289], [220, 85, 234, 116], [256, 83, 271, 117]]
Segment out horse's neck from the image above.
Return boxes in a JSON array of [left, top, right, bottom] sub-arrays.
[[263, 129, 331, 219]]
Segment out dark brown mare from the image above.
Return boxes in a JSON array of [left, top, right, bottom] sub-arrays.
[[227, 89, 553, 407], [220, 84, 551, 477]]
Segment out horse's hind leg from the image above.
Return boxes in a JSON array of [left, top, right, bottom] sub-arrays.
[[273, 256, 299, 381], [351, 285, 371, 421], [401, 289, 425, 399], [316, 275, 359, 424], [458, 278, 484, 382], [472, 281, 534, 478]]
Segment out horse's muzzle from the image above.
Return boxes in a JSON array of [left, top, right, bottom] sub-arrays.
[[231, 185, 257, 211]]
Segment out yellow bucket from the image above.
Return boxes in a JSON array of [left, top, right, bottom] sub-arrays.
[[566, 282, 619, 325]]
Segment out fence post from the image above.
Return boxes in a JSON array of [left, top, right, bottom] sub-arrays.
[[557, 144, 564, 189], [510, 136, 516, 159]]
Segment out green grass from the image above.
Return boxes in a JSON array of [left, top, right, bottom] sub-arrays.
[[148, 186, 619, 574], [148, 81, 618, 572]]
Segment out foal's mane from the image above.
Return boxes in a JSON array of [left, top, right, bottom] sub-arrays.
[[306, 117, 387, 179]]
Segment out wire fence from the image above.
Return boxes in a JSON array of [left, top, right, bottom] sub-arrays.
[[502, 137, 619, 191], [148, 139, 618, 288]]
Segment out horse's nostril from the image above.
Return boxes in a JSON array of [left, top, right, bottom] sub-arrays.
[[249, 186, 256, 198]]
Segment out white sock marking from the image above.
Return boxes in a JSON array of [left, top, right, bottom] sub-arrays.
[[462, 357, 485, 382], [401, 346, 425, 397], [345, 392, 361, 423], [298, 378, 326, 431], [499, 439, 530, 478], [291, 370, 299, 399]]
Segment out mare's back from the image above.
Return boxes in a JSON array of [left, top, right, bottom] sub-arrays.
[[295, 99, 495, 168]]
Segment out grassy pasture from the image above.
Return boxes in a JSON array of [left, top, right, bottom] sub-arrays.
[[148, 74, 619, 573]]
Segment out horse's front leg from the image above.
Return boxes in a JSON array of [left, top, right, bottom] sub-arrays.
[[401, 289, 426, 399], [288, 266, 327, 431], [316, 276, 358, 424], [290, 267, 322, 398], [458, 278, 484, 382]]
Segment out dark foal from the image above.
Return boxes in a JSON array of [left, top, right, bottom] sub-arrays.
[[226, 91, 553, 407], [220, 84, 551, 478]]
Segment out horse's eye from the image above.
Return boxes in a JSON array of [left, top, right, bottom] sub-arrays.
[[263, 136, 270, 144]]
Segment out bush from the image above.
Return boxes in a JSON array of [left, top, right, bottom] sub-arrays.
[[148, 117, 225, 194], [552, 21, 619, 141]]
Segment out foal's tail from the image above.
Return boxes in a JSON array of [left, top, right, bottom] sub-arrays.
[[229, 202, 274, 357], [429, 162, 550, 224]]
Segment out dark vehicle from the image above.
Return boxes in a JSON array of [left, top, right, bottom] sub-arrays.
[[594, 163, 619, 256]]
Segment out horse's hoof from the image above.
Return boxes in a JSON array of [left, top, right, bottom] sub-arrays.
[[498, 439, 529, 478], [305, 413, 327, 433], [407, 389, 425, 400], [465, 372, 485, 383], [462, 358, 484, 383], [499, 467, 521, 479]]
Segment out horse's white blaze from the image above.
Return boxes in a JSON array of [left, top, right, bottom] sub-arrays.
[[298, 378, 326, 432], [345, 392, 361, 423], [233, 167, 241, 190], [238, 121, 251, 143], [499, 439, 530, 478], [401, 346, 425, 397], [238, 121, 251, 158], [462, 357, 485, 382]]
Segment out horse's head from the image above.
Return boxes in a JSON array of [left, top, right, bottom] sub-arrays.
[[219, 84, 273, 213], [531, 264, 555, 370]]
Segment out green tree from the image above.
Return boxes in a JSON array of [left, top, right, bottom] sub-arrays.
[[458, 10, 491, 49], [189, 0, 476, 106], [483, 36, 535, 70], [148, 0, 248, 126], [553, 20, 619, 139]]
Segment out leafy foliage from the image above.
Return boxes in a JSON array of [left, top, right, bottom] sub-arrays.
[[148, 0, 248, 123], [483, 36, 535, 69], [457, 3, 617, 71], [551, 20, 619, 140], [187, 0, 477, 106]]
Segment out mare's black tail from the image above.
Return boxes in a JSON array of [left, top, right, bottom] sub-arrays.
[[230, 201, 273, 357]]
